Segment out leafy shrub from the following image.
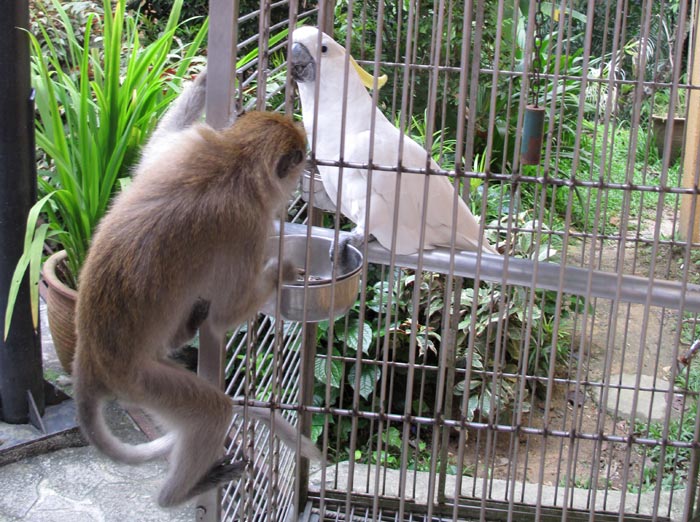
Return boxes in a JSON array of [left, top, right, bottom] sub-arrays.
[[29, 0, 104, 69], [312, 200, 582, 466], [127, 0, 208, 43]]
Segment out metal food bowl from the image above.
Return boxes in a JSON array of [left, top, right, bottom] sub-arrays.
[[260, 234, 362, 322], [301, 168, 336, 212]]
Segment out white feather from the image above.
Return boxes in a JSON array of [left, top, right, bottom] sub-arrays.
[[292, 26, 496, 256]]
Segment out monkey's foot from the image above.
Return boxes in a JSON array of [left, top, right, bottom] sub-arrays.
[[189, 457, 248, 498], [329, 229, 365, 267]]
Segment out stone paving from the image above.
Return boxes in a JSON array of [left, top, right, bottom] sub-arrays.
[[0, 301, 194, 522]]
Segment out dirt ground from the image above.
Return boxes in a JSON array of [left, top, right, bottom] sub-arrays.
[[452, 212, 695, 491], [452, 384, 644, 491]]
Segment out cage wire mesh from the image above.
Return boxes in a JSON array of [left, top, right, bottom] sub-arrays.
[[213, 0, 700, 520]]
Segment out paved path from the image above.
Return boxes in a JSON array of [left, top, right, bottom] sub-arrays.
[[0, 301, 194, 522]]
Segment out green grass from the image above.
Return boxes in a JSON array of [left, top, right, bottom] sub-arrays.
[[630, 358, 700, 493], [549, 123, 680, 234]]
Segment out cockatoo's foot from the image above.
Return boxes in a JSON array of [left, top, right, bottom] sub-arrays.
[[329, 230, 366, 271]]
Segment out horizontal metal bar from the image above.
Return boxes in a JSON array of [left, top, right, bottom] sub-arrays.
[[306, 491, 670, 522], [309, 159, 698, 196], [279, 223, 700, 313]]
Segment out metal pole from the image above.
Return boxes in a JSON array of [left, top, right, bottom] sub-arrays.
[[0, 0, 44, 424], [195, 0, 239, 519], [293, 321, 318, 516], [206, 0, 239, 130], [195, 322, 226, 522]]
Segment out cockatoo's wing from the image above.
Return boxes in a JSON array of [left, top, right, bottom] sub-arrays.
[[335, 122, 495, 255], [319, 126, 405, 250], [423, 161, 496, 253]]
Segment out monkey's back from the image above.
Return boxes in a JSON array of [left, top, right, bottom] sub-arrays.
[[75, 123, 280, 379]]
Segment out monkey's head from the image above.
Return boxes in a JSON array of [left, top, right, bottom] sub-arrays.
[[227, 111, 307, 201]]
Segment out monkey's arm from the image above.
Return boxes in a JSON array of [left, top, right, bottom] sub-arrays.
[[255, 257, 300, 304]]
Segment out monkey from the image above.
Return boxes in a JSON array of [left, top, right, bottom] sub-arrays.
[[72, 67, 320, 508]]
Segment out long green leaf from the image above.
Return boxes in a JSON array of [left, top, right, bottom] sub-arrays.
[[4, 193, 56, 339]]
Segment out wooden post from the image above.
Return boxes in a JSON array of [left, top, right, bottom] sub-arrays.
[[681, 3, 700, 242]]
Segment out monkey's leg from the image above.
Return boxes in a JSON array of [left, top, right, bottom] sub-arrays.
[[134, 361, 234, 508], [169, 298, 211, 350]]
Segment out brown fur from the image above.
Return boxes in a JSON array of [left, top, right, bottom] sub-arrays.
[[72, 70, 315, 508]]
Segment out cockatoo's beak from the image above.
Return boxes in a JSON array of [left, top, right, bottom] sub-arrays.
[[291, 43, 315, 82], [290, 42, 387, 90]]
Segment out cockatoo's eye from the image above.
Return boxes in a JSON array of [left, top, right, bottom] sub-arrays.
[[321, 44, 328, 53]]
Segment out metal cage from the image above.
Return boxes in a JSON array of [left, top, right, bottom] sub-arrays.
[[197, 0, 700, 520]]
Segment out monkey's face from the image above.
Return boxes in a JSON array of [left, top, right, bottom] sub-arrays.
[[271, 135, 306, 199], [253, 113, 307, 192]]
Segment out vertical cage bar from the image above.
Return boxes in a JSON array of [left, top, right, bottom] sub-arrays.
[[206, 0, 239, 130], [0, 0, 44, 425], [199, 1, 239, 520], [295, 252, 321, 515], [196, 323, 227, 522]]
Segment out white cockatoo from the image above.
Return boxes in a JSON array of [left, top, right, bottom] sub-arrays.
[[290, 26, 497, 257]]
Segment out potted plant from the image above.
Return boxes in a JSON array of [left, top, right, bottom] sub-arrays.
[[4, 0, 207, 372]]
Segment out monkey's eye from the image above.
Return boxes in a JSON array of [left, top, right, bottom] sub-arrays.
[[321, 44, 328, 54], [289, 149, 304, 165]]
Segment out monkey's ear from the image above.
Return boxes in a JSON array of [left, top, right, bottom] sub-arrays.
[[276, 149, 304, 178]]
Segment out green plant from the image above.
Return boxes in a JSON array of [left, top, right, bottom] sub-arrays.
[[29, 0, 104, 69], [678, 311, 699, 346], [313, 226, 578, 462], [630, 359, 700, 492], [4, 0, 207, 338], [653, 83, 687, 119]]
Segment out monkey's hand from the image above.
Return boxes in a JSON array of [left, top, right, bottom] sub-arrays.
[[263, 258, 303, 286], [280, 259, 304, 284], [189, 456, 247, 499]]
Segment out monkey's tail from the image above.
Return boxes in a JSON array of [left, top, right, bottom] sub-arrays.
[[232, 404, 324, 463], [76, 388, 176, 465]]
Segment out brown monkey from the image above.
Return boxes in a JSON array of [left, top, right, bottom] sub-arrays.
[[73, 69, 319, 508]]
